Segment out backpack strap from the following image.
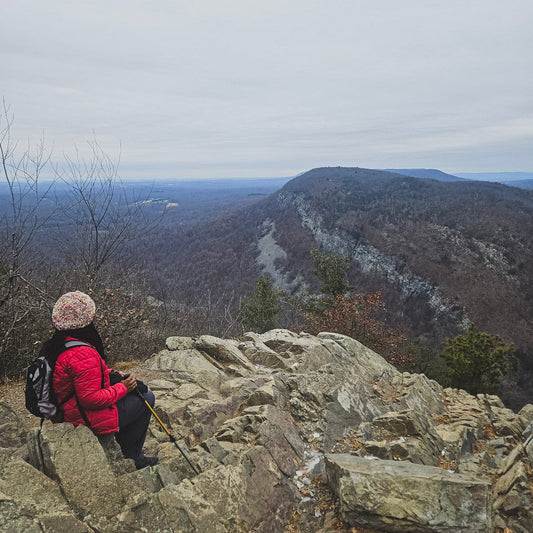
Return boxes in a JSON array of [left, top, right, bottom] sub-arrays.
[[64, 340, 91, 350], [61, 341, 105, 429], [75, 397, 92, 428]]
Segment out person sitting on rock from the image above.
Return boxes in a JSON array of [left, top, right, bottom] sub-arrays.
[[41, 290, 158, 470]]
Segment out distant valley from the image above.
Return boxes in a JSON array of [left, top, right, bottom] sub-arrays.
[[9, 167, 531, 353], [387, 169, 533, 189], [454, 171, 533, 190]]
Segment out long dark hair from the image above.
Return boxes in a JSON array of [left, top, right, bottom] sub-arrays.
[[41, 323, 106, 368]]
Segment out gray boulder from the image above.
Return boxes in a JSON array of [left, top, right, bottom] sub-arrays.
[[492, 443, 533, 531], [145, 347, 225, 388], [27, 424, 125, 518], [2, 329, 533, 532], [127, 479, 227, 533], [518, 403, 533, 429], [0, 498, 48, 533], [195, 335, 256, 373], [326, 454, 493, 532], [0, 449, 93, 532], [0, 403, 25, 448], [166, 336, 196, 351], [366, 409, 445, 466], [239, 335, 292, 370]]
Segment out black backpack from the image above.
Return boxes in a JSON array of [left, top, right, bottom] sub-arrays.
[[25, 341, 90, 420]]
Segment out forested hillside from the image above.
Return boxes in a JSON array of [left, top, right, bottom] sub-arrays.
[[2, 160, 532, 409], [279, 168, 532, 344], [141, 167, 533, 407], [154, 168, 533, 347]]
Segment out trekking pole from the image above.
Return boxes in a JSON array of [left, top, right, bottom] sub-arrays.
[[134, 388, 201, 475]]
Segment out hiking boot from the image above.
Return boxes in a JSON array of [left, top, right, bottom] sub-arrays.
[[135, 456, 158, 469]]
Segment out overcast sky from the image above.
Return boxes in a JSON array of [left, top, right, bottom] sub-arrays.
[[2, 1, 532, 179]]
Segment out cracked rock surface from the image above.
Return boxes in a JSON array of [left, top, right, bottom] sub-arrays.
[[1, 329, 532, 532]]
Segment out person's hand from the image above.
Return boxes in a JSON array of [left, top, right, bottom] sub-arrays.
[[122, 374, 137, 392]]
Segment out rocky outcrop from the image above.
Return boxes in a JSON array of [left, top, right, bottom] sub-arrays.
[[1, 329, 532, 532], [278, 190, 470, 332], [0, 403, 25, 448], [326, 454, 493, 532]]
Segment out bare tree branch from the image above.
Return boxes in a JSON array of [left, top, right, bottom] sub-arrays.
[[59, 138, 163, 276]]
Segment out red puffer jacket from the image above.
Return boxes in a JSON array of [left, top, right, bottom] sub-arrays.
[[52, 337, 128, 435]]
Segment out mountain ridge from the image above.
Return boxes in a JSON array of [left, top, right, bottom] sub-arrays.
[[273, 168, 533, 344], [151, 167, 533, 409], [385, 168, 468, 182]]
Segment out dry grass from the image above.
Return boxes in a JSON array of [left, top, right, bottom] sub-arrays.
[[312, 476, 341, 516], [0, 380, 41, 430], [481, 423, 496, 440], [350, 527, 383, 533], [437, 456, 457, 471], [433, 414, 451, 425], [110, 359, 144, 371], [284, 510, 302, 533], [335, 431, 365, 454], [472, 440, 496, 455], [525, 464, 533, 502]]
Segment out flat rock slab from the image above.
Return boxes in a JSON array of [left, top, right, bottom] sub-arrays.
[[145, 348, 224, 388], [326, 454, 493, 533], [28, 424, 124, 519], [196, 335, 256, 373]]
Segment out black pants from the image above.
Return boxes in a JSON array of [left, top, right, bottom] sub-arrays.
[[115, 390, 155, 463]]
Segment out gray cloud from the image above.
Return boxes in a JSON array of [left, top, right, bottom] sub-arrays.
[[2, 0, 532, 178]]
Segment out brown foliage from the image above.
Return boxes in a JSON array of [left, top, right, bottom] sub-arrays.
[[305, 292, 413, 368]]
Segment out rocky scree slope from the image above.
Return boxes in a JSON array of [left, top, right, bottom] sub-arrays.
[[1, 330, 533, 532]]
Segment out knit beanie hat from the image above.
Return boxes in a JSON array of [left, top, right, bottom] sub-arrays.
[[52, 291, 96, 331]]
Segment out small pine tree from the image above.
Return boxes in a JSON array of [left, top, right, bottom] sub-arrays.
[[310, 248, 353, 297], [239, 276, 281, 333], [408, 339, 449, 385], [443, 324, 516, 395]]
